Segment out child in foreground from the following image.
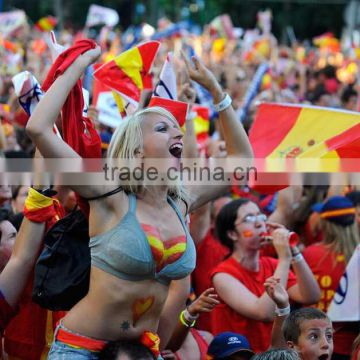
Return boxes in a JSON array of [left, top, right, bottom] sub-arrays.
[[265, 276, 334, 360]]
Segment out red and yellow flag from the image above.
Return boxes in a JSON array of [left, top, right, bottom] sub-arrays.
[[192, 105, 210, 146], [313, 32, 340, 53], [35, 16, 57, 32], [249, 103, 360, 171], [93, 41, 160, 109]]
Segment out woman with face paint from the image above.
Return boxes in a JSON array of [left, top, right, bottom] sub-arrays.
[[26, 42, 254, 360], [210, 198, 321, 353]]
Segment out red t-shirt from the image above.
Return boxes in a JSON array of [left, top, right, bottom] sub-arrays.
[[4, 279, 66, 360], [210, 256, 297, 353], [302, 243, 346, 312], [303, 243, 358, 355], [0, 291, 18, 334], [0, 291, 17, 359], [192, 229, 229, 331], [4, 280, 48, 360]]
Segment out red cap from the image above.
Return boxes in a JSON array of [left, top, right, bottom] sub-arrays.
[[148, 96, 188, 127]]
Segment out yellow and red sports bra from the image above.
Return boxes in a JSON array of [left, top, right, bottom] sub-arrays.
[[89, 193, 196, 286]]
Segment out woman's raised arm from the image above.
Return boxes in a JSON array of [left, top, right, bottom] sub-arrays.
[[182, 54, 253, 212], [26, 46, 101, 159], [26, 47, 108, 198]]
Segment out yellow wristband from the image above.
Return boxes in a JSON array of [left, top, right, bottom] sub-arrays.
[[180, 310, 195, 328]]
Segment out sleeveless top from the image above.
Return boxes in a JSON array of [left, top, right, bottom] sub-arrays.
[[89, 193, 196, 286]]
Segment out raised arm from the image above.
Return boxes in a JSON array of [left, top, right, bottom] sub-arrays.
[[287, 246, 321, 305], [179, 83, 198, 159], [264, 277, 290, 349], [26, 46, 104, 198], [0, 163, 51, 307], [269, 186, 303, 228], [26, 47, 100, 158], [0, 217, 45, 307], [182, 54, 253, 211]]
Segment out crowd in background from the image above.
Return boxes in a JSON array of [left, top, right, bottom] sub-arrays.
[[0, 6, 359, 360]]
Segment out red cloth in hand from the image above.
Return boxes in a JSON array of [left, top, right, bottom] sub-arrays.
[[42, 39, 101, 159]]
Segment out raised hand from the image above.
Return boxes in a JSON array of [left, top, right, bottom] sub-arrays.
[[187, 288, 220, 315], [179, 83, 196, 104], [181, 51, 222, 98], [76, 45, 101, 69], [271, 227, 292, 260], [264, 276, 289, 308], [46, 31, 66, 63]]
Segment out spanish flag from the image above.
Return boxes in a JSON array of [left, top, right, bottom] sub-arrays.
[[192, 105, 210, 146], [249, 103, 360, 171], [35, 16, 57, 32], [313, 32, 340, 53], [93, 41, 160, 109], [253, 38, 271, 58]]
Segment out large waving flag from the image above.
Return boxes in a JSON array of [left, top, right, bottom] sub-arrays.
[[153, 52, 177, 100], [249, 103, 360, 170], [327, 245, 360, 321], [93, 41, 160, 113]]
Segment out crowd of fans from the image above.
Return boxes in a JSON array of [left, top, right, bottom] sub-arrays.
[[0, 8, 359, 360]]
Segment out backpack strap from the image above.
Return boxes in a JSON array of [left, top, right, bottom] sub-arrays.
[[83, 186, 123, 201]]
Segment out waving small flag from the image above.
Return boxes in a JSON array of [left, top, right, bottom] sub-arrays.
[[12, 71, 62, 137], [0, 10, 27, 37], [313, 32, 340, 53], [193, 105, 209, 143], [35, 16, 57, 32], [93, 41, 160, 111], [12, 71, 43, 116], [86, 4, 119, 28], [153, 52, 177, 100]]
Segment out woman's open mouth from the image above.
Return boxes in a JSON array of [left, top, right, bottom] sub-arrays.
[[318, 354, 329, 360], [169, 143, 183, 158]]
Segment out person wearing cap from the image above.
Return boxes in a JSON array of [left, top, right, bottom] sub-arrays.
[[26, 40, 253, 359], [303, 195, 360, 360], [346, 191, 360, 230], [207, 332, 255, 360]]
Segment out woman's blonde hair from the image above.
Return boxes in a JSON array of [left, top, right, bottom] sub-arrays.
[[321, 219, 359, 263], [107, 107, 186, 201]]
